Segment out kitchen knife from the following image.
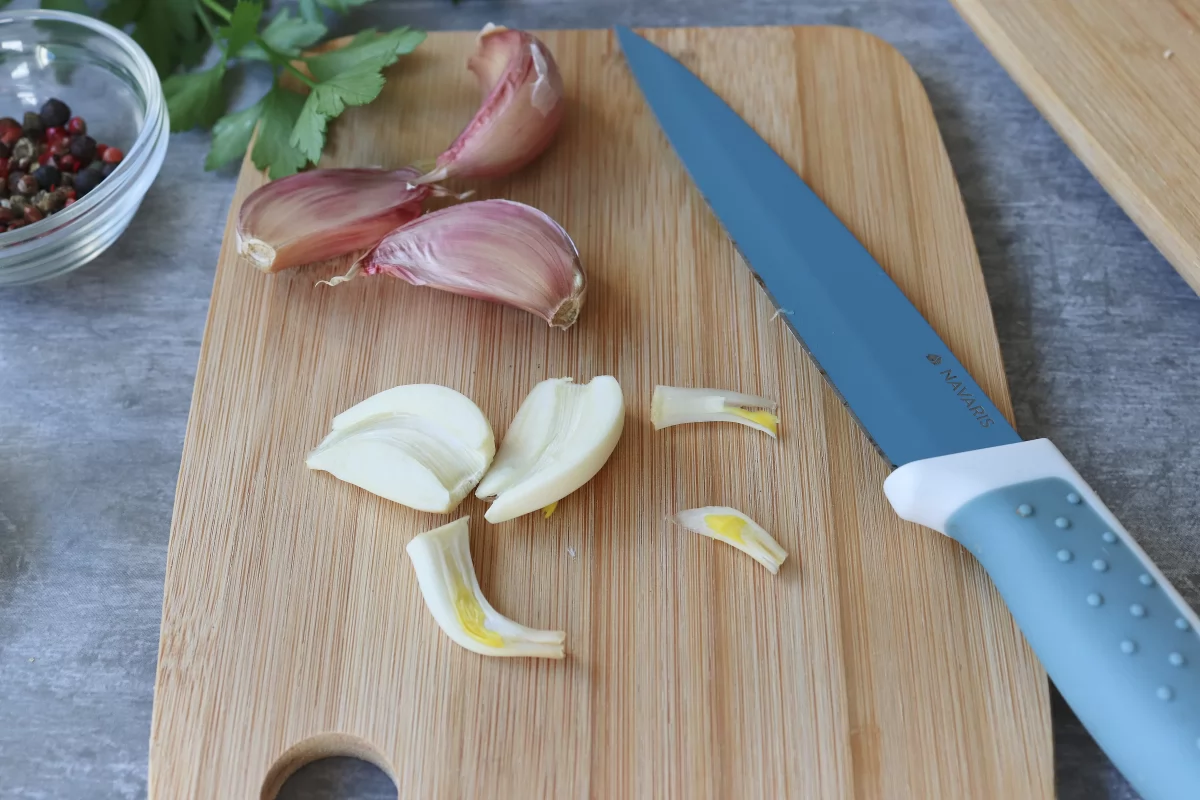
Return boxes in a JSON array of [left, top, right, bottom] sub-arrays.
[[616, 26, 1200, 800]]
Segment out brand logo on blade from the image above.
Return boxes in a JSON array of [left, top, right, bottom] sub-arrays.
[[931, 361, 995, 429]]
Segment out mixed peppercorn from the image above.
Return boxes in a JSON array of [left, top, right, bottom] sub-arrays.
[[0, 98, 125, 234]]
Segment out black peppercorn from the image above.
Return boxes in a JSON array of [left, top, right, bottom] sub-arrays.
[[22, 111, 44, 141], [39, 98, 70, 129], [100, 162, 117, 178], [33, 164, 61, 191], [7, 170, 25, 195], [69, 135, 96, 164], [15, 173, 38, 196], [73, 167, 103, 197], [0, 141, 8, 160]]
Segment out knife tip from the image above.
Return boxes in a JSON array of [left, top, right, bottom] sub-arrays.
[[613, 25, 639, 49]]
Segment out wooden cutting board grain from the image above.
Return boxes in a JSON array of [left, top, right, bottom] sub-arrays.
[[149, 27, 1053, 799], [950, 0, 1200, 296]]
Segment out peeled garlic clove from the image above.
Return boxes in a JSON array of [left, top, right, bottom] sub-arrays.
[[477, 376, 624, 523], [352, 199, 585, 329], [306, 384, 495, 513], [237, 167, 430, 272], [671, 507, 788, 574], [406, 517, 566, 658], [651, 385, 780, 438], [412, 24, 565, 185]]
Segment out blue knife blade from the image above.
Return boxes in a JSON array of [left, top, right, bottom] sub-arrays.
[[615, 26, 1018, 468], [617, 26, 1200, 800]]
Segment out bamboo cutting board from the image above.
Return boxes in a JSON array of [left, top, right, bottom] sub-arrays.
[[150, 27, 1053, 799], [950, 0, 1200, 296]]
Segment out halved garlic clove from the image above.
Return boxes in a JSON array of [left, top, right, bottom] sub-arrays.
[[476, 376, 624, 523], [671, 507, 788, 574], [651, 385, 780, 438], [406, 517, 566, 658], [306, 384, 495, 514], [412, 24, 565, 185], [236, 167, 430, 273]]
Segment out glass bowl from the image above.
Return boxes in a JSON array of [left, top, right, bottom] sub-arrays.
[[0, 9, 168, 286]]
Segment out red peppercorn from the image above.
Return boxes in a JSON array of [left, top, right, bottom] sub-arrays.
[[0, 119, 21, 148], [23, 205, 44, 223], [66, 117, 87, 136], [49, 137, 69, 157], [37, 149, 54, 166], [95, 143, 108, 159], [7, 219, 27, 231], [0, 156, 8, 179], [64, 198, 75, 207], [63, 186, 76, 201], [44, 126, 63, 143], [58, 154, 79, 173], [102, 146, 124, 164]]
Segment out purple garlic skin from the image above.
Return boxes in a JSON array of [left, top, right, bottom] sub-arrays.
[[362, 199, 586, 329], [412, 25, 566, 185]]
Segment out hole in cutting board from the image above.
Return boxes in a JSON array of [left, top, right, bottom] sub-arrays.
[[275, 758, 397, 800], [261, 733, 397, 800]]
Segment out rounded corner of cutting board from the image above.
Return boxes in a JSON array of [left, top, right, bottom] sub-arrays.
[[151, 25, 1053, 800]]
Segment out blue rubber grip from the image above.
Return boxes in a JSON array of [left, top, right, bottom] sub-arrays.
[[946, 477, 1200, 800]]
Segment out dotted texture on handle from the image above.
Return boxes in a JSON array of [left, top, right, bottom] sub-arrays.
[[947, 478, 1200, 800]]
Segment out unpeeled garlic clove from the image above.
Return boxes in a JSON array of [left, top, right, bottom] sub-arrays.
[[412, 24, 565, 185], [651, 385, 780, 437], [671, 507, 788, 574], [476, 376, 624, 523], [339, 199, 586, 329], [237, 167, 430, 273], [306, 384, 495, 513], [407, 517, 566, 658]]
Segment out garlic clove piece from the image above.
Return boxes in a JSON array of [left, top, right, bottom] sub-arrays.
[[358, 199, 586, 329], [237, 167, 430, 273], [651, 385, 780, 437], [306, 384, 495, 514], [671, 507, 789, 574], [412, 24, 565, 185], [477, 376, 624, 523], [406, 517, 566, 658]]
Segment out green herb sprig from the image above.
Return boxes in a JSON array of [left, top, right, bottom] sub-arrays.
[[9, 0, 425, 178]]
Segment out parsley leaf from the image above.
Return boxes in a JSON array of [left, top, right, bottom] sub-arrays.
[[251, 88, 308, 179], [297, 0, 322, 23], [101, 0, 147, 29], [66, 1, 424, 177], [259, 9, 327, 55], [217, 0, 263, 60], [314, 0, 375, 12], [205, 99, 263, 171], [305, 26, 426, 82], [130, 0, 204, 77], [290, 57, 389, 162], [163, 63, 228, 133]]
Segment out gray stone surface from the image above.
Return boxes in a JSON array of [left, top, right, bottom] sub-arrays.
[[1, 0, 1197, 798]]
